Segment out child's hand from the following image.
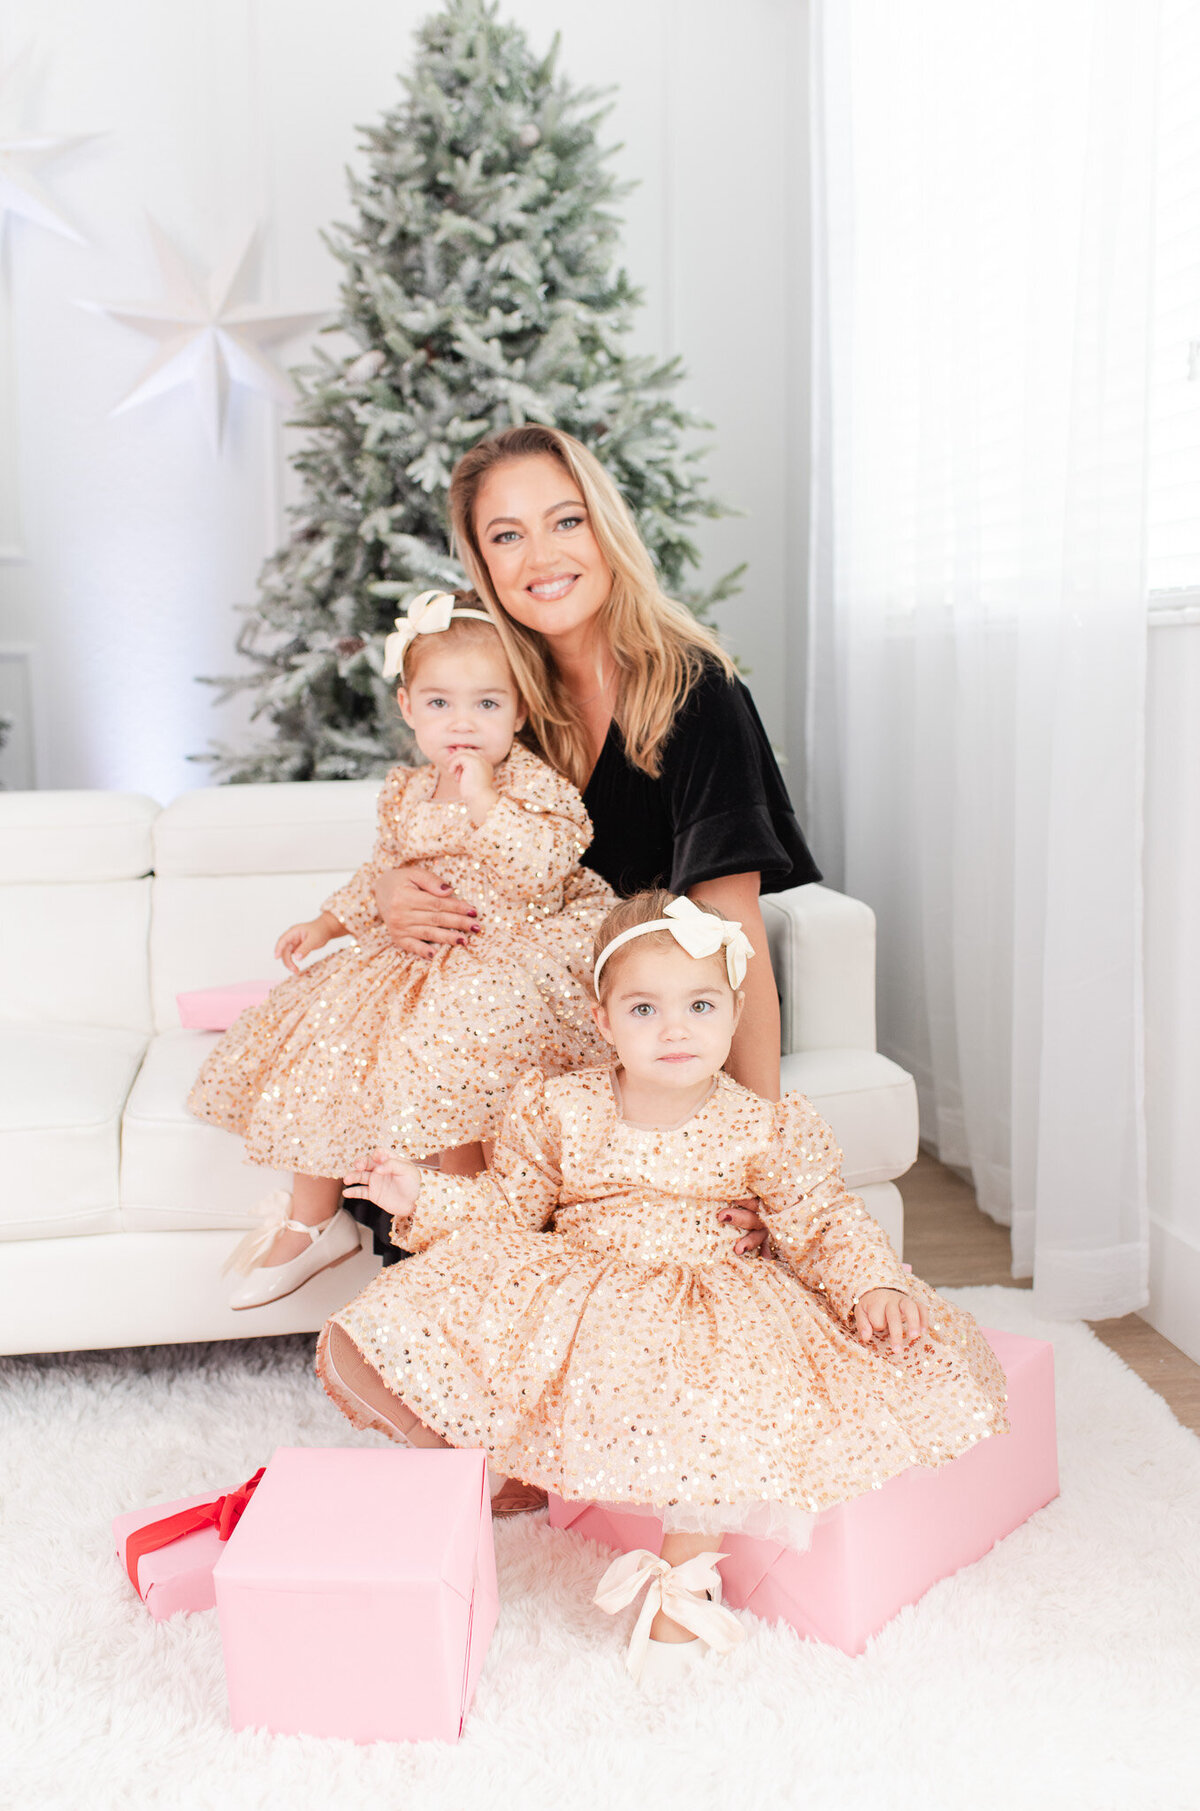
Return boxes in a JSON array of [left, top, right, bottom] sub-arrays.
[[853, 1287, 928, 1356], [450, 752, 500, 826], [343, 1151, 423, 1218], [275, 912, 342, 976]]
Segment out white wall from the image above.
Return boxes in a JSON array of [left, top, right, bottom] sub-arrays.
[[0, 0, 811, 804], [1143, 615, 1200, 1365]]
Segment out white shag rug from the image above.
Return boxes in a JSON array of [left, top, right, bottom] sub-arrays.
[[3, 1286, 1199, 1811]]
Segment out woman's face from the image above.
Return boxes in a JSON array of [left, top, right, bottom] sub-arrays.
[[473, 453, 613, 647]]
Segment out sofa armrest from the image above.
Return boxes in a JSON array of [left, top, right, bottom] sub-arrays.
[[762, 884, 877, 1055]]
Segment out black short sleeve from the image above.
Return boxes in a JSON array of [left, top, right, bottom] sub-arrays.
[[582, 662, 821, 898]]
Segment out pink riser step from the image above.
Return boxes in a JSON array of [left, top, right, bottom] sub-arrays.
[[549, 1325, 1057, 1655]]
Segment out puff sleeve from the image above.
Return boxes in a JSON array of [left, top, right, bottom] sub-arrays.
[[321, 765, 410, 939], [389, 1069, 564, 1252], [745, 1093, 909, 1322], [464, 748, 592, 901]]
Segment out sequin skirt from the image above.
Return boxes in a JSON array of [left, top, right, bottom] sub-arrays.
[[186, 927, 608, 1172], [319, 1223, 1009, 1531]]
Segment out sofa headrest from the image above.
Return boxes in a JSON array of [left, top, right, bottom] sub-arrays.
[[0, 790, 159, 883], [152, 781, 382, 876]]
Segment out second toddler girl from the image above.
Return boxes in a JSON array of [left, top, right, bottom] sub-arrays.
[[188, 591, 615, 1311], [317, 888, 1010, 1684]]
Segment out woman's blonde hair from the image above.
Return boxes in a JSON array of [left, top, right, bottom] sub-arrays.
[[447, 425, 735, 791]]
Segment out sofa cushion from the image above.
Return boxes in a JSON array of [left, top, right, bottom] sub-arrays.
[[0, 879, 153, 1032], [0, 790, 158, 883], [153, 781, 380, 877], [120, 1030, 291, 1231], [0, 1026, 146, 1238], [149, 873, 354, 1033], [780, 1047, 919, 1188], [763, 886, 878, 1055]]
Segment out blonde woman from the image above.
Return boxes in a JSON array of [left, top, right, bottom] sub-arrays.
[[372, 423, 819, 1115]]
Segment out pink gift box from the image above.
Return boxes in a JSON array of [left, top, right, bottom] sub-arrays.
[[549, 1326, 1058, 1656], [113, 1472, 263, 1620], [176, 980, 273, 1031], [214, 1447, 498, 1744]]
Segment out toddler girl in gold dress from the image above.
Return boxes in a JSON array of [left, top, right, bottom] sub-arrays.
[[317, 889, 1009, 1684], [188, 592, 614, 1311]]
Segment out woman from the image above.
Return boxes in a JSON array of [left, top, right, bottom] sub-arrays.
[[372, 423, 819, 1104], [359, 425, 821, 1515]]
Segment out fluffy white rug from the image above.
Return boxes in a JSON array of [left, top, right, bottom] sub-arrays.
[[2, 1286, 1199, 1811]]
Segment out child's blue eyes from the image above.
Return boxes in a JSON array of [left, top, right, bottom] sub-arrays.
[[426, 698, 503, 710], [628, 1000, 717, 1018]]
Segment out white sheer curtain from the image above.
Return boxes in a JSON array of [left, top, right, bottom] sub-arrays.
[[807, 0, 1160, 1319]]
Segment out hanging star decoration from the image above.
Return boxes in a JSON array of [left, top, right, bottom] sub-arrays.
[[84, 219, 329, 452], [0, 47, 97, 248]]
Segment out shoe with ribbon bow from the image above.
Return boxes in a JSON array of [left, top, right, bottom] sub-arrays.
[[224, 1191, 363, 1310], [593, 1547, 746, 1685]]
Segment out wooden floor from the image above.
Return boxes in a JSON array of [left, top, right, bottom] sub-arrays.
[[900, 1149, 1200, 1435]]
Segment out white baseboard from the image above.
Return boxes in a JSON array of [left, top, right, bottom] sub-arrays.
[[1143, 1216, 1200, 1368]]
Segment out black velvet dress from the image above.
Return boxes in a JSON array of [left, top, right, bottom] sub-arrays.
[[580, 661, 820, 899], [347, 660, 821, 1259]]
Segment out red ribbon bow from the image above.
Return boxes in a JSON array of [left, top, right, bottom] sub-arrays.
[[123, 1469, 265, 1599]]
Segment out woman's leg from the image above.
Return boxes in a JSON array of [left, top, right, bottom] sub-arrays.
[[325, 1325, 547, 1513], [652, 1532, 726, 1643], [438, 1143, 486, 1177], [326, 1323, 448, 1447]]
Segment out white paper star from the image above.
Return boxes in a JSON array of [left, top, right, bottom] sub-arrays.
[[85, 220, 329, 452], [0, 49, 96, 246]]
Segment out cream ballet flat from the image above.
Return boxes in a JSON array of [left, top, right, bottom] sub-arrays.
[[225, 1193, 362, 1310], [593, 1548, 745, 1687]]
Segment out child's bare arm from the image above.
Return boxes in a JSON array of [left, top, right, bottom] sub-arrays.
[[275, 910, 346, 976]]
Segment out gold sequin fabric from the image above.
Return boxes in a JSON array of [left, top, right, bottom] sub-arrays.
[[187, 747, 615, 1170], [320, 1067, 1010, 1527]]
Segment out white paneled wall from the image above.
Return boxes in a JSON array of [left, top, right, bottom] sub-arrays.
[[1144, 617, 1200, 1366], [0, 0, 810, 802]]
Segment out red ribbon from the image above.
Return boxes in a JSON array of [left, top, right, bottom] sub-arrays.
[[123, 1469, 265, 1599]]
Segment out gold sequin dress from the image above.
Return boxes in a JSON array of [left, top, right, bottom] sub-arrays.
[[187, 747, 615, 1172], [318, 1066, 1009, 1537]]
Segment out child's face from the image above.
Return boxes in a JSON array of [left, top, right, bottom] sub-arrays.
[[592, 939, 743, 1092], [397, 642, 526, 772]]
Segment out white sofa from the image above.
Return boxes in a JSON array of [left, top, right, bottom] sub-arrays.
[[0, 784, 918, 1356]]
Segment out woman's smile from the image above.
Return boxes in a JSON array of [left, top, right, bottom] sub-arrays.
[[527, 574, 579, 601]]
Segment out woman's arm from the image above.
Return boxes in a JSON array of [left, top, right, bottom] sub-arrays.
[[689, 871, 780, 1101]]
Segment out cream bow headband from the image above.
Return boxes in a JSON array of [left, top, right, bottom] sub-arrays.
[[593, 895, 755, 992], [381, 590, 495, 680]]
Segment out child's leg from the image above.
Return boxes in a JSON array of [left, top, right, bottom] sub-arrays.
[[256, 1173, 344, 1267], [652, 1532, 725, 1644], [438, 1143, 486, 1177]]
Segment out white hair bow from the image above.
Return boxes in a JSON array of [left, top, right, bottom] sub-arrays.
[[592, 1548, 745, 1682], [381, 590, 493, 680], [593, 894, 756, 991]]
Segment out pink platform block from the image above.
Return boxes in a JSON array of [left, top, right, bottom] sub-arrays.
[[113, 1492, 231, 1620], [549, 1326, 1058, 1656], [214, 1448, 498, 1744], [176, 980, 273, 1031]]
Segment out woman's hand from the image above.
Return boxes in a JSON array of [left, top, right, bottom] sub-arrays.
[[343, 1151, 423, 1218], [717, 1198, 769, 1256], [853, 1288, 928, 1356], [274, 911, 343, 976], [373, 865, 481, 956]]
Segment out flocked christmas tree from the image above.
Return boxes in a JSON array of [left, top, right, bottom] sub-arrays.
[[202, 0, 736, 782]]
